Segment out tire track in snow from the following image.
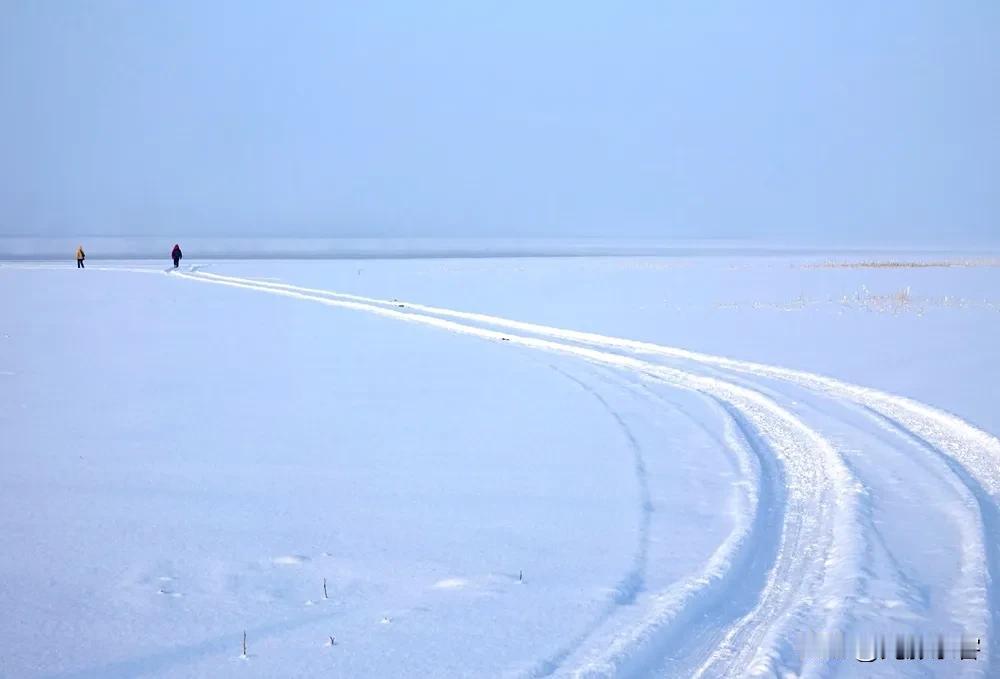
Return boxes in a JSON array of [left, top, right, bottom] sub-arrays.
[[684, 370, 991, 677], [189, 270, 1000, 671], [532, 368, 774, 678], [520, 365, 653, 677], [865, 408, 997, 675], [548, 365, 653, 608], [174, 270, 864, 678], [520, 365, 777, 678], [580, 377, 782, 678]]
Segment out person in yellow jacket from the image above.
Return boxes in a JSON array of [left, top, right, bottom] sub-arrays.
[[76, 245, 86, 269]]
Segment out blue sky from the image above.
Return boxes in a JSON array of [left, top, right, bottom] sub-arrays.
[[1, 1, 997, 243]]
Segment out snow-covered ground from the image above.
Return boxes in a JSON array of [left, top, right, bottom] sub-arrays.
[[2, 255, 998, 678]]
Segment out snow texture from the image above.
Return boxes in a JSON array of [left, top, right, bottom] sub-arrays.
[[1, 254, 997, 678]]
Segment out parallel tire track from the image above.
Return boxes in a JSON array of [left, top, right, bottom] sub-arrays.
[[189, 271, 1000, 672], [174, 270, 864, 678]]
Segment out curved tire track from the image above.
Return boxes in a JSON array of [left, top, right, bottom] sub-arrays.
[[192, 270, 999, 672], [173, 270, 865, 678]]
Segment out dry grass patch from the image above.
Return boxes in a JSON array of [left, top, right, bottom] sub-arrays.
[[802, 258, 1000, 270]]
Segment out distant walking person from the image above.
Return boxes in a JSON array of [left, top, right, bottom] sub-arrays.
[[76, 245, 85, 269], [171, 243, 183, 269]]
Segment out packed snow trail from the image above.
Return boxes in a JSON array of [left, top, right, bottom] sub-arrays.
[[171, 269, 868, 678], [681, 369, 993, 679], [166, 268, 995, 676]]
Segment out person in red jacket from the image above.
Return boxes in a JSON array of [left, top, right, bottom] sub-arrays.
[[171, 244, 183, 268]]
